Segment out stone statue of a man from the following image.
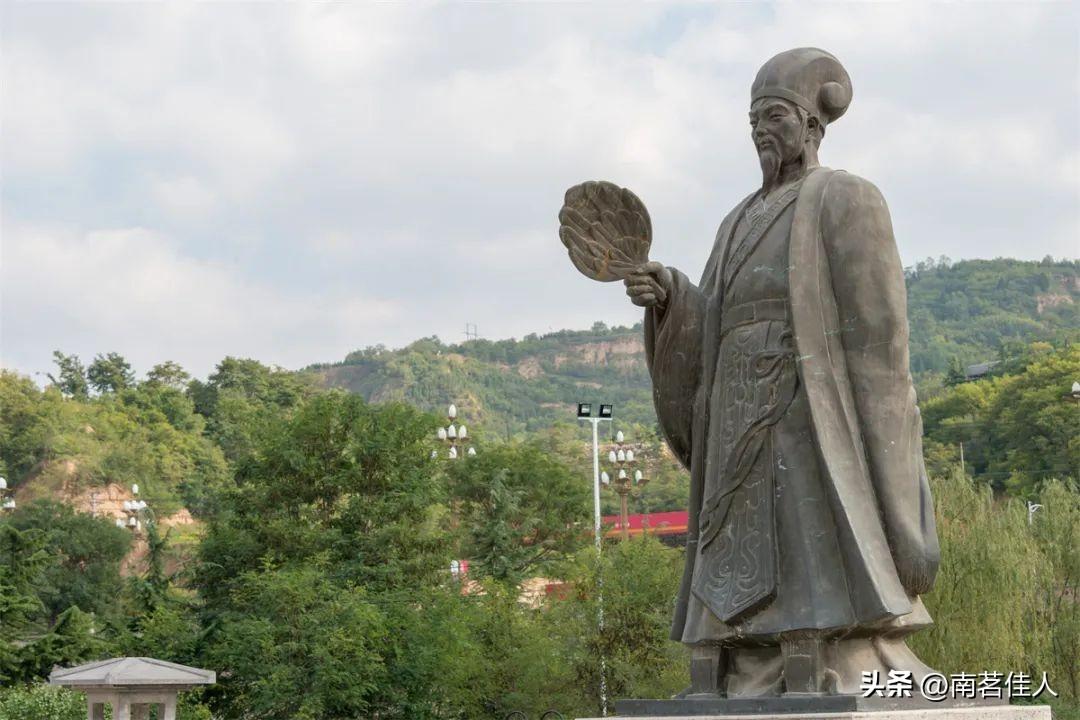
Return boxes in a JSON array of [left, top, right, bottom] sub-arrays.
[[563, 47, 942, 699]]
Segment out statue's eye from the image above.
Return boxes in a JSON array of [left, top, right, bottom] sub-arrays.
[[770, 114, 785, 121]]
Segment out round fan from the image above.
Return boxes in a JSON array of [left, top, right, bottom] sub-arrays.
[[558, 180, 652, 282]]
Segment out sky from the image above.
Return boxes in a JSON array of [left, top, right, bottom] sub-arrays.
[[2, 2, 1078, 380]]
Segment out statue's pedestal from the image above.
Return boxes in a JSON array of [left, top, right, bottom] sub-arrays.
[[578, 699, 1052, 719]]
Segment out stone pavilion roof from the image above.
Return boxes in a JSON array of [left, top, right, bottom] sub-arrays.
[[49, 657, 215, 688]]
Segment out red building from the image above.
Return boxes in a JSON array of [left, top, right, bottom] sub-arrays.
[[601, 510, 688, 547]]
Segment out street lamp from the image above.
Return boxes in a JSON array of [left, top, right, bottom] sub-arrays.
[[120, 484, 149, 532], [604, 431, 647, 540], [0, 477, 15, 513], [576, 401, 614, 717], [436, 404, 476, 459]]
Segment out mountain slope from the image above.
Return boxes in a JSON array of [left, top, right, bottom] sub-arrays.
[[310, 258, 1079, 433]]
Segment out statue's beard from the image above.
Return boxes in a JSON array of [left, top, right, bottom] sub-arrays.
[[758, 146, 783, 190]]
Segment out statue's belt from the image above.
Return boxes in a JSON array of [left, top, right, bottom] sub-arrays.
[[720, 298, 788, 338]]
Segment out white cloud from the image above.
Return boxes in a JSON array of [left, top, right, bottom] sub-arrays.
[[0, 224, 399, 376]]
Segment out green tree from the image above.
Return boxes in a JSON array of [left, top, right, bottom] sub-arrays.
[[193, 394, 459, 717], [189, 357, 316, 465], [196, 393, 452, 602], [426, 583, 578, 718], [945, 356, 967, 387], [921, 343, 1079, 494], [1031, 480, 1080, 704], [47, 352, 88, 400], [910, 470, 1047, 675], [203, 566, 389, 720], [145, 360, 191, 390], [0, 524, 49, 647], [448, 440, 589, 584], [87, 352, 135, 394], [0, 524, 104, 683], [546, 535, 688, 715], [129, 519, 173, 617], [8, 501, 130, 624], [0, 684, 84, 720]]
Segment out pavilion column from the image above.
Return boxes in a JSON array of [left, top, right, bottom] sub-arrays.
[[163, 696, 178, 720], [113, 697, 131, 720]]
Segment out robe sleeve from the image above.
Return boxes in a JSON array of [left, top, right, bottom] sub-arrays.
[[821, 173, 941, 596], [643, 269, 705, 470]]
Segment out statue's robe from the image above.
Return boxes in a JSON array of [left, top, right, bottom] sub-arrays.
[[645, 167, 940, 693]]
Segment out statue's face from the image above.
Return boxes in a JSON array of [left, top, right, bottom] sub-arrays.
[[748, 97, 807, 166]]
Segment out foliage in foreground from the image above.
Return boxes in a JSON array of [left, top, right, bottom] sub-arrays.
[[911, 473, 1080, 713], [0, 343, 1077, 718], [0, 684, 83, 720]]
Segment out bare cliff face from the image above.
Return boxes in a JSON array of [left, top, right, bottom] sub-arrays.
[[1036, 292, 1074, 314], [549, 336, 645, 372], [14, 458, 200, 577]]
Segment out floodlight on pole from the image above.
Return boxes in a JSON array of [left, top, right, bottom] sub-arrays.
[[576, 400, 613, 717]]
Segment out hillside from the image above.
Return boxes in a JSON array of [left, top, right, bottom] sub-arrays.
[[309, 324, 657, 433], [905, 256, 1079, 374], [310, 258, 1079, 432]]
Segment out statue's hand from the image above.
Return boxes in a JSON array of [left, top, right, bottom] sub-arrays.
[[624, 261, 672, 309]]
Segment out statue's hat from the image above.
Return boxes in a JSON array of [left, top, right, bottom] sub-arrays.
[[751, 48, 852, 127]]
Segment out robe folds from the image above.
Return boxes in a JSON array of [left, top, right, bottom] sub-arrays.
[[645, 167, 940, 645]]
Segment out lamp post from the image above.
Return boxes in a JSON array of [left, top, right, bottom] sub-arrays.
[[0, 477, 15, 513], [436, 403, 476, 460], [577, 401, 612, 717], [118, 484, 149, 532], [604, 430, 647, 540]]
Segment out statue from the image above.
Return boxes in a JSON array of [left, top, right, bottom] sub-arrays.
[[559, 48, 942, 701]]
